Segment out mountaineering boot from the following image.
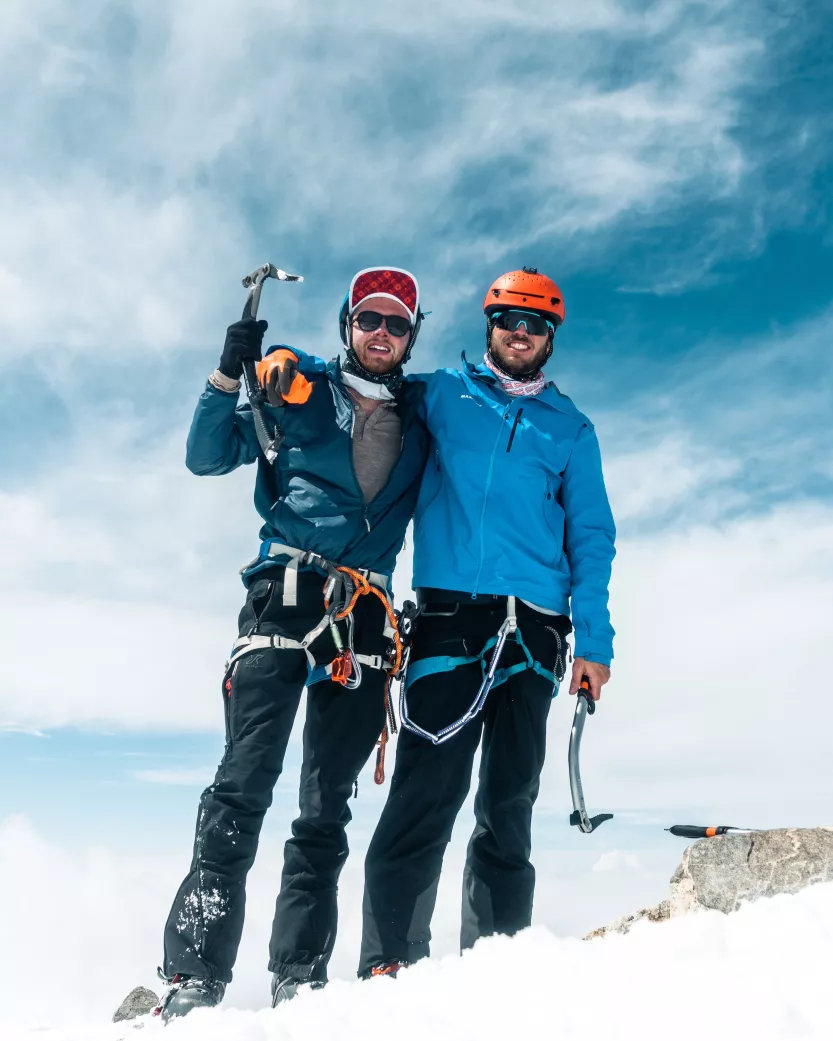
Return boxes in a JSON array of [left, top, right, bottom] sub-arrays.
[[271, 973, 325, 1007], [152, 974, 226, 1022], [366, 961, 406, 980]]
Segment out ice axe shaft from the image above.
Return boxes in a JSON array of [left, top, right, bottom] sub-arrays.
[[239, 263, 304, 464], [568, 678, 613, 834]]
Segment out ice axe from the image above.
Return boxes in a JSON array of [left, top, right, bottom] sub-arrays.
[[666, 825, 756, 839], [239, 263, 304, 464], [568, 678, 613, 834]]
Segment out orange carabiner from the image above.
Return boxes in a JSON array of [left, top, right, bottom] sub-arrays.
[[331, 651, 354, 686]]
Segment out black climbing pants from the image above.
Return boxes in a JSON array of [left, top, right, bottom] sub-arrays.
[[163, 566, 389, 984], [359, 598, 570, 976]]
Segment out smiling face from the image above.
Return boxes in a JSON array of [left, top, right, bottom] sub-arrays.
[[350, 297, 411, 374], [488, 319, 551, 377]]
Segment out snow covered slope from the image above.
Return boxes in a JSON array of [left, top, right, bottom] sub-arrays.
[[7, 881, 833, 1041]]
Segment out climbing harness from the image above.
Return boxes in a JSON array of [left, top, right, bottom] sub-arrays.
[[225, 541, 405, 784], [398, 596, 559, 745]]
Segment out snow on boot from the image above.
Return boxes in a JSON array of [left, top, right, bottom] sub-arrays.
[[153, 974, 226, 1022], [271, 973, 325, 1007]]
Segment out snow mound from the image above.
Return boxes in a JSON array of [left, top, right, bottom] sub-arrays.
[[8, 882, 833, 1041]]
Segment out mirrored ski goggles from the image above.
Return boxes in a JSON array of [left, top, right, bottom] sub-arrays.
[[352, 310, 413, 338], [492, 310, 555, 337]]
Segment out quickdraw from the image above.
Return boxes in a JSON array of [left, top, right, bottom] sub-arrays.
[[323, 565, 405, 784]]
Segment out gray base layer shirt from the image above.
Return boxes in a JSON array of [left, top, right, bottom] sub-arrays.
[[348, 392, 403, 503]]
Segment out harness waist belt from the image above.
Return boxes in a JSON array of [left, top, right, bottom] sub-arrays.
[[266, 541, 390, 592], [416, 587, 507, 607], [416, 587, 570, 622]]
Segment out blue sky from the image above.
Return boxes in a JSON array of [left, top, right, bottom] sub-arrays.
[[1, 0, 832, 1003]]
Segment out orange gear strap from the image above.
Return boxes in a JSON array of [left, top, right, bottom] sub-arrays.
[[255, 349, 314, 404], [323, 566, 404, 785]]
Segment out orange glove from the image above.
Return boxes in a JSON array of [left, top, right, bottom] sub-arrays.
[[256, 349, 313, 406]]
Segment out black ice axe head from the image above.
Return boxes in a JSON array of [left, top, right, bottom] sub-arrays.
[[241, 263, 304, 321], [237, 262, 304, 465], [568, 680, 613, 834]]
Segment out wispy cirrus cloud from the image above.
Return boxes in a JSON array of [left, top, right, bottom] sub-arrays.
[[0, 0, 783, 359]]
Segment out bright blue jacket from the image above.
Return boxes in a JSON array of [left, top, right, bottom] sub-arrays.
[[185, 347, 429, 581], [411, 356, 616, 665]]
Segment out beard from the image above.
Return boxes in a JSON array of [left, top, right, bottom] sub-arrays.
[[489, 337, 550, 378], [354, 341, 403, 374]]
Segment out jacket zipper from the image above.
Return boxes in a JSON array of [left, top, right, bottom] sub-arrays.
[[471, 403, 513, 596], [506, 408, 524, 452]]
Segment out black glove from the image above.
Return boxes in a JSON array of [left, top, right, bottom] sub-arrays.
[[218, 318, 269, 380]]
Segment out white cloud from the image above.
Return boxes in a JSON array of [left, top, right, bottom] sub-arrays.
[[595, 307, 833, 527], [1, 591, 233, 730], [0, 0, 772, 357], [0, 181, 251, 354], [592, 849, 642, 873], [604, 434, 742, 523]]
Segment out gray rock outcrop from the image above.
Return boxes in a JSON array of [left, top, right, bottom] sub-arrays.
[[586, 827, 833, 940], [112, 986, 159, 1023], [670, 827, 833, 915]]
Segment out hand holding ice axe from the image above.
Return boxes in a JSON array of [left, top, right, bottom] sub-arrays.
[[234, 263, 304, 464]]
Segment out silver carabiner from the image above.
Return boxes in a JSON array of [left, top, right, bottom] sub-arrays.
[[400, 618, 514, 745]]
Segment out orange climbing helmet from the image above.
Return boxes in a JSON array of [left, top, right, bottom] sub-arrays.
[[483, 267, 565, 327]]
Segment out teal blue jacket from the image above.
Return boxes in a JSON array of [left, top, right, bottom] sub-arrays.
[[411, 356, 616, 665]]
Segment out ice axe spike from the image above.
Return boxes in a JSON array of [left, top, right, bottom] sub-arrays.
[[238, 262, 304, 464], [568, 678, 613, 834]]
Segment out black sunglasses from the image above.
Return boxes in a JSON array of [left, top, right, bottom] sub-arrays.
[[352, 310, 412, 338], [492, 310, 554, 337]]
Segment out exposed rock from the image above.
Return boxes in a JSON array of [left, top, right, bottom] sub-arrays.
[[112, 986, 159, 1023], [670, 827, 833, 916], [586, 827, 833, 940], [584, 899, 670, 940]]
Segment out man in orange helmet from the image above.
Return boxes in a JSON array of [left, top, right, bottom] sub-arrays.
[[358, 267, 616, 976]]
